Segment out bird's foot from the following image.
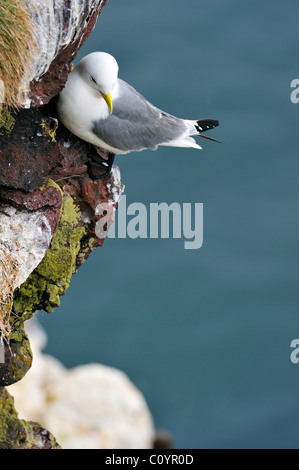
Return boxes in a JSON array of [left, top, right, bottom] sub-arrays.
[[87, 149, 115, 180]]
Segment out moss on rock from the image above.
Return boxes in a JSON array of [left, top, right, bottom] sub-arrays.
[[0, 387, 60, 449], [0, 107, 15, 135], [13, 192, 85, 319], [0, 323, 32, 387]]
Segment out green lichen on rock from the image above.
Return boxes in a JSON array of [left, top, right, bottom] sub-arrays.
[[13, 193, 86, 319], [0, 323, 32, 387], [0, 387, 60, 449], [0, 107, 15, 135], [40, 117, 58, 142], [76, 235, 96, 268]]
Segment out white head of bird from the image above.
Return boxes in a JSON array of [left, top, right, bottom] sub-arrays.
[[76, 51, 118, 113]]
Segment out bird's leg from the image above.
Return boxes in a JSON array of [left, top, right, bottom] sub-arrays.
[[87, 145, 115, 180]]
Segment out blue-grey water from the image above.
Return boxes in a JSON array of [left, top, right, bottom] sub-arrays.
[[41, 0, 299, 448]]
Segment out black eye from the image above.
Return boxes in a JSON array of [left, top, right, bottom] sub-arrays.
[[91, 76, 97, 84]]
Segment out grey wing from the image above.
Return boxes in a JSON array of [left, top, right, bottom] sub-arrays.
[[92, 79, 189, 152]]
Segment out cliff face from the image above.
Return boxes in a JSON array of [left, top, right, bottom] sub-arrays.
[[0, 0, 124, 449]]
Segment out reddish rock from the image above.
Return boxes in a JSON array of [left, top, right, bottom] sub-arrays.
[[0, 185, 62, 212], [0, 106, 63, 192], [0, 182, 63, 237], [0, 102, 111, 192]]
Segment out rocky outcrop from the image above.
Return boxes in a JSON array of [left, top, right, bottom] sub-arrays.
[[0, 0, 130, 449], [8, 320, 155, 449]]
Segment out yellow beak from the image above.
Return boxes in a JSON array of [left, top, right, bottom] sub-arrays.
[[100, 92, 113, 114]]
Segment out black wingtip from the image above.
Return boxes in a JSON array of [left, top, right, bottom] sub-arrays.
[[195, 119, 219, 133]]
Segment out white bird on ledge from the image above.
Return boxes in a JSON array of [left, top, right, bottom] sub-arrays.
[[56, 51, 219, 165]]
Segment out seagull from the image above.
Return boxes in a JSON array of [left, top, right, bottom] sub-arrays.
[[57, 52, 219, 175]]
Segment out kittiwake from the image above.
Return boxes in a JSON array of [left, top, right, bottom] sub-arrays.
[[57, 52, 219, 158]]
